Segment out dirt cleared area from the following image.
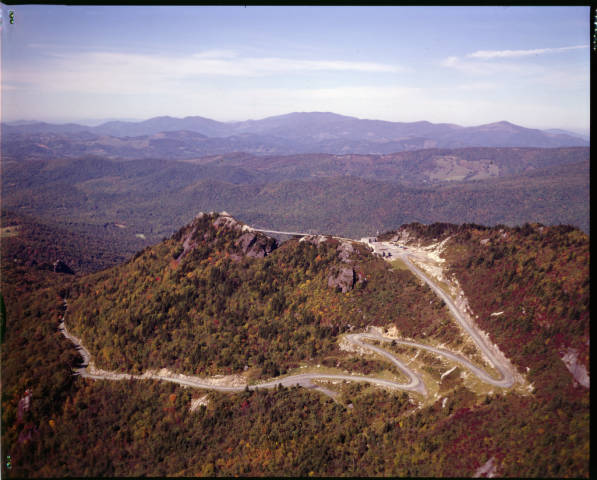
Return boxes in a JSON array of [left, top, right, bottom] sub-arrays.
[[189, 394, 210, 412], [1, 226, 20, 238]]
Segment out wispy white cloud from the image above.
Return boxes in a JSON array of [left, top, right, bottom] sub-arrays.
[[4, 49, 587, 131], [5, 50, 409, 100], [441, 44, 589, 77], [9, 50, 405, 94], [453, 82, 498, 91], [191, 49, 238, 59], [0, 83, 19, 91], [439, 55, 527, 75], [441, 56, 459, 68], [27, 43, 63, 49], [467, 44, 588, 59]]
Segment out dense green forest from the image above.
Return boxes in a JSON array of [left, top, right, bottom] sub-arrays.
[[1, 214, 589, 477]]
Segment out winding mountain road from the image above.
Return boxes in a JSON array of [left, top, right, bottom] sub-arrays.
[[59, 311, 426, 397], [396, 250, 514, 388], [58, 228, 518, 399]]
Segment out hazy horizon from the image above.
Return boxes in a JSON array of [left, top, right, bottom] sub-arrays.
[[3, 111, 590, 138], [1, 5, 590, 133]]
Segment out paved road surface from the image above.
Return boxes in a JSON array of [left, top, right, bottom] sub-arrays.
[[396, 249, 514, 387], [252, 228, 313, 237], [59, 308, 427, 397], [365, 238, 515, 388]]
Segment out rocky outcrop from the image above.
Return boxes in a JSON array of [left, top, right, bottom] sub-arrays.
[[17, 389, 32, 422], [213, 212, 242, 231], [299, 235, 329, 246], [337, 241, 354, 263], [561, 347, 590, 388], [234, 232, 277, 259], [174, 225, 198, 263], [180, 212, 278, 262], [327, 267, 356, 293]]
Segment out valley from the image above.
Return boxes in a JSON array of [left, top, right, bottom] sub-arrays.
[[1, 147, 589, 253]]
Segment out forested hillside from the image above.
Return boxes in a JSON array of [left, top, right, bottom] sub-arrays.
[[383, 221, 590, 394], [445, 223, 589, 396], [67, 213, 455, 377], [2, 153, 589, 249], [1, 213, 589, 477], [1, 211, 142, 274]]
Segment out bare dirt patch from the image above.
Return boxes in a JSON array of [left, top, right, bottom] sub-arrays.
[[1, 226, 20, 238], [189, 394, 210, 412]]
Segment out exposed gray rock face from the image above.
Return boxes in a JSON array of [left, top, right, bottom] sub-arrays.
[[300, 235, 328, 246], [337, 241, 354, 263], [561, 347, 590, 388], [328, 267, 356, 293], [174, 225, 198, 263], [17, 389, 32, 422], [234, 232, 277, 259], [213, 213, 242, 231], [188, 212, 278, 261]]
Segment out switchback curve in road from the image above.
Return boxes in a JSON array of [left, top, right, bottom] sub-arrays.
[[397, 251, 515, 388], [58, 308, 427, 397], [57, 228, 518, 400]]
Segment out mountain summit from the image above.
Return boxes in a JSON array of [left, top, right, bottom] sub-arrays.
[[3, 112, 587, 155]]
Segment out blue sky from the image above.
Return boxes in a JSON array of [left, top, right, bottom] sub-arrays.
[[0, 5, 590, 133]]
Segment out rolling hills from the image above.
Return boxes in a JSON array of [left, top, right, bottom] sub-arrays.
[[2, 150, 589, 253], [2, 112, 587, 159]]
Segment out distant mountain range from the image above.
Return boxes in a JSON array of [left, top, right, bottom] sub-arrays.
[[2, 112, 588, 158], [544, 128, 589, 141]]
